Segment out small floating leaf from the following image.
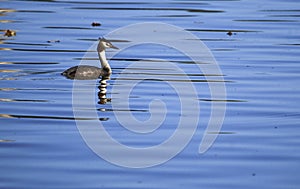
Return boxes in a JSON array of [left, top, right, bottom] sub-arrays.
[[91, 22, 101, 27], [4, 29, 16, 37]]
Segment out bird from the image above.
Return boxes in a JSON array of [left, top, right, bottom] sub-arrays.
[[61, 38, 118, 80]]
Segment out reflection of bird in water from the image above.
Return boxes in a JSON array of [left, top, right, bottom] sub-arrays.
[[98, 76, 111, 104], [61, 38, 118, 80], [98, 76, 110, 121]]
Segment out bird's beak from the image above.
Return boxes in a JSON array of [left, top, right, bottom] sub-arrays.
[[111, 45, 119, 50]]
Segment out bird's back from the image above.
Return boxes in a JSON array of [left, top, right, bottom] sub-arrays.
[[61, 65, 103, 80]]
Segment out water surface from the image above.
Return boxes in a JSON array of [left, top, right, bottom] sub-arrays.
[[1, 0, 300, 188]]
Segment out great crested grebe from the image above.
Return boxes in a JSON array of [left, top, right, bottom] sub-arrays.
[[61, 38, 118, 79]]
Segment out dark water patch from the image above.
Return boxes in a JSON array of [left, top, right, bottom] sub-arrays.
[[260, 9, 300, 12], [111, 77, 230, 83], [44, 26, 94, 30], [52, 1, 209, 6], [55, 1, 152, 5], [0, 87, 69, 92], [269, 14, 300, 18], [187, 9, 223, 13], [151, 14, 198, 18], [207, 131, 236, 134], [21, 69, 61, 75], [77, 57, 211, 65], [0, 61, 59, 65], [200, 38, 238, 42], [77, 38, 98, 42], [118, 72, 224, 77], [0, 98, 49, 103], [18, 10, 55, 13], [234, 19, 298, 22], [212, 48, 237, 51], [188, 28, 259, 33], [199, 99, 246, 102], [0, 113, 92, 121], [278, 43, 300, 46], [71, 6, 223, 13], [3, 42, 51, 47], [97, 108, 148, 113], [11, 48, 87, 53]]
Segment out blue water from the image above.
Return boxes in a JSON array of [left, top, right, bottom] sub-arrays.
[[1, 0, 300, 188]]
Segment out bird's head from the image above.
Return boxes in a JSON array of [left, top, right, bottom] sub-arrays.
[[98, 37, 119, 51]]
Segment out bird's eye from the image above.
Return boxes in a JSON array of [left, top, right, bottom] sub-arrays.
[[106, 42, 110, 47]]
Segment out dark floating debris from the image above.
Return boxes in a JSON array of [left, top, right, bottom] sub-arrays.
[[227, 31, 237, 36], [99, 117, 109, 121], [47, 40, 60, 43], [227, 31, 233, 36], [91, 22, 101, 27], [4, 29, 16, 37]]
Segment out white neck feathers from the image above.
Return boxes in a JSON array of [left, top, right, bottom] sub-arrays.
[[98, 50, 110, 70]]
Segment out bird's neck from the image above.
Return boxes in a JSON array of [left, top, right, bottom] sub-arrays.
[[98, 50, 111, 71]]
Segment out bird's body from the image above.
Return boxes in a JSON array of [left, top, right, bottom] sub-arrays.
[[61, 38, 118, 80], [61, 65, 108, 80]]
